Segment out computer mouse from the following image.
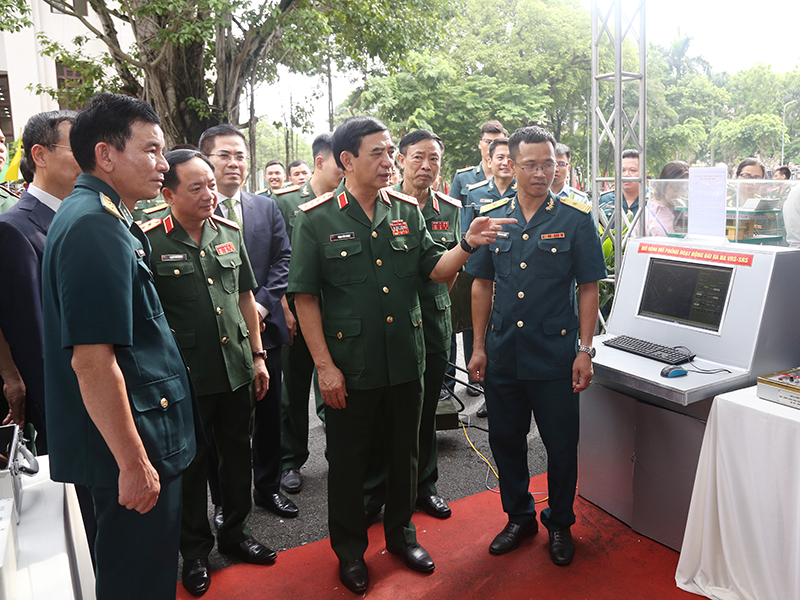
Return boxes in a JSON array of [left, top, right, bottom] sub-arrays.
[[660, 365, 688, 378]]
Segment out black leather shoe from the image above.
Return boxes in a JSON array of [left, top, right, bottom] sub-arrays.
[[467, 382, 483, 397], [254, 490, 299, 518], [339, 558, 368, 594], [476, 401, 488, 417], [218, 537, 277, 564], [548, 527, 575, 565], [280, 468, 303, 494], [387, 543, 435, 573], [182, 558, 210, 597], [417, 494, 452, 519], [213, 505, 223, 529], [489, 519, 539, 555]]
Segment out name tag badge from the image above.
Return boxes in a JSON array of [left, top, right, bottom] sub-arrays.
[[479, 198, 493, 203], [215, 242, 235, 255], [496, 231, 510, 239], [541, 232, 565, 240], [431, 221, 450, 231], [135, 248, 146, 258], [391, 220, 410, 236], [330, 232, 355, 242], [161, 253, 187, 261]]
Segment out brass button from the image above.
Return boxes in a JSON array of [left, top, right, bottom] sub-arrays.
[[382, 286, 389, 293], [160, 397, 169, 408], [230, 259, 235, 266], [418, 319, 423, 326], [208, 278, 214, 285], [386, 316, 393, 323], [495, 248, 499, 253], [522, 233, 529, 240], [560, 329, 567, 336], [200, 250, 206, 257], [518, 291, 525, 299], [337, 332, 343, 339], [441, 236, 447, 242], [372, 231, 378, 238], [376, 259, 383, 266], [221, 336, 228, 344], [517, 320, 524, 328], [520, 262, 527, 269], [341, 250, 347, 257], [216, 307, 222, 314], [173, 269, 180, 275], [551, 247, 557, 254], [403, 243, 408, 250]]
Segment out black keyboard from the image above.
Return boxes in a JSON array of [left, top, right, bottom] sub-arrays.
[[602, 335, 694, 365]]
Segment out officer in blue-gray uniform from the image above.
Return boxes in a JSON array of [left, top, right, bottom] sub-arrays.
[[42, 93, 197, 600], [598, 148, 642, 220], [550, 143, 588, 204], [467, 126, 606, 568]]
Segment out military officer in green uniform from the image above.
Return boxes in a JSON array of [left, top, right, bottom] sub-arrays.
[[289, 116, 514, 595], [364, 129, 460, 522], [467, 126, 606, 567], [275, 132, 343, 494], [132, 193, 168, 222], [42, 93, 197, 600], [144, 149, 275, 596]]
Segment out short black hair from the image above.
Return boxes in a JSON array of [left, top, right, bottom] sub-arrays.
[[488, 137, 509, 159], [311, 132, 334, 159], [481, 120, 508, 137], [70, 93, 161, 172], [554, 143, 571, 160], [198, 124, 245, 155], [19, 155, 34, 184], [22, 110, 78, 174], [775, 165, 792, 179], [266, 159, 285, 170], [163, 149, 215, 191], [288, 159, 310, 174], [332, 116, 388, 170], [736, 157, 765, 178], [507, 126, 556, 159], [622, 148, 640, 161], [398, 129, 444, 156]]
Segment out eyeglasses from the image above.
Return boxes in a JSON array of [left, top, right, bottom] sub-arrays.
[[556, 161, 570, 167], [510, 159, 557, 174], [206, 152, 248, 163], [738, 173, 762, 180], [45, 144, 72, 151]]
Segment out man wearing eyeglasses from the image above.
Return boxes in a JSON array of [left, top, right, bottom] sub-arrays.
[[199, 125, 296, 523], [467, 126, 606, 567], [550, 143, 588, 204]]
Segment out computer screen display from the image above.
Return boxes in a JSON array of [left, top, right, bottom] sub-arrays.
[[638, 258, 733, 332]]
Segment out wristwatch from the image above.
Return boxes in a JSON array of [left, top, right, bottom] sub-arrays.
[[460, 237, 479, 254], [578, 344, 596, 358], [253, 350, 268, 360]]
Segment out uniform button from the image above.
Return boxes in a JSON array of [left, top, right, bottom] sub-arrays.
[[173, 269, 180, 275], [518, 291, 525, 299], [520, 262, 527, 269], [376, 259, 383, 266], [382, 286, 389, 293], [560, 329, 567, 336], [372, 231, 378, 238], [403, 243, 408, 250], [216, 307, 222, 314], [522, 233, 529, 240], [230, 260, 236, 266], [495, 248, 499, 254], [337, 332, 343, 339], [386, 316, 393, 323], [551, 247, 557, 254], [221, 336, 228, 344], [160, 397, 169, 408], [517, 320, 524, 328], [441, 236, 447, 242], [208, 278, 214, 285], [341, 250, 347, 257], [200, 250, 206, 257], [418, 319, 423, 326]]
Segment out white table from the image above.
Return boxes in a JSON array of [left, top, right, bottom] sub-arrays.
[[676, 386, 800, 600]]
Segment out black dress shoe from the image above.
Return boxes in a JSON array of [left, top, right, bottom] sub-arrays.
[[387, 543, 435, 573], [280, 468, 303, 494], [548, 527, 575, 565], [254, 490, 299, 518], [467, 382, 483, 397], [476, 401, 488, 417], [489, 519, 539, 555], [417, 494, 452, 519], [218, 537, 277, 564], [182, 558, 210, 597], [339, 558, 368, 594], [213, 505, 223, 529]]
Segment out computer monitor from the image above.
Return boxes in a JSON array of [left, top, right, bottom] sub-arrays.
[[638, 258, 733, 333]]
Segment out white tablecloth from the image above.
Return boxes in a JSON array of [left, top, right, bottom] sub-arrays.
[[676, 386, 800, 600]]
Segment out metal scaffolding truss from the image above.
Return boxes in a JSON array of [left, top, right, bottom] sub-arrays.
[[591, 0, 647, 333]]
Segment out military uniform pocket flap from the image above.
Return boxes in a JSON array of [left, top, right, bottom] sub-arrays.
[[542, 314, 579, 336], [214, 251, 242, 269], [491, 237, 512, 253], [323, 317, 361, 340], [128, 374, 187, 413], [323, 240, 362, 260], [409, 304, 423, 327], [537, 238, 571, 254], [432, 230, 457, 247], [490, 311, 503, 332], [156, 261, 195, 276], [389, 236, 420, 252], [435, 292, 451, 311]]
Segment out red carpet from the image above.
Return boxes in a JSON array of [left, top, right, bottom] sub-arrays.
[[177, 473, 698, 599]]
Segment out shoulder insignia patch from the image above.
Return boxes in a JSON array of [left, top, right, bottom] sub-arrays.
[[386, 187, 418, 205], [275, 184, 301, 196], [143, 203, 168, 214], [479, 197, 510, 214], [436, 190, 462, 208], [211, 213, 241, 229], [100, 193, 124, 221], [140, 218, 162, 233], [299, 191, 333, 212], [561, 197, 592, 214], [456, 165, 474, 174], [466, 179, 489, 191]]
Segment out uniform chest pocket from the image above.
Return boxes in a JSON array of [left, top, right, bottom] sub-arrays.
[[535, 238, 571, 278], [389, 236, 421, 278], [490, 238, 512, 278], [431, 229, 457, 249], [155, 261, 199, 301], [137, 259, 166, 320], [214, 252, 242, 293], [323, 240, 367, 286]]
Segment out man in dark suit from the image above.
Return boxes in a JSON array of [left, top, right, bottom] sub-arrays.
[[0, 109, 81, 452], [199, 125, 296, 519]]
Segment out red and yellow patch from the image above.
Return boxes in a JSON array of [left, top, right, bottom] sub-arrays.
[[215, 242, 235, 255], [337, 191, 349, 209], [541, 232, 565, 239], [163, 214, 175, 234], [391, 219, 410, 236], [431, 221, 450, 231]]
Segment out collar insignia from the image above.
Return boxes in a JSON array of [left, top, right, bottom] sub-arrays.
[[337, 191, 349, 209], [545, 197, 555, 212]]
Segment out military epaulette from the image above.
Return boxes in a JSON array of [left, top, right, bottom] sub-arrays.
[[275, 184, 301, 196], [255, 188, 269, 195], [143, 203, 168, 214], [436, 190, 462, 208], [299, 191, 333, 212], [100, 192, 125, 221], [140, 218, 162, 233], [211, 213, 241, 229], [561, 197, 592, 214], [571, 188, 588, 199], [466, 179, 489, 191], [385, 187, 418, 205], [479, 197, 510, 214], [456, 165, 474, 174]]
